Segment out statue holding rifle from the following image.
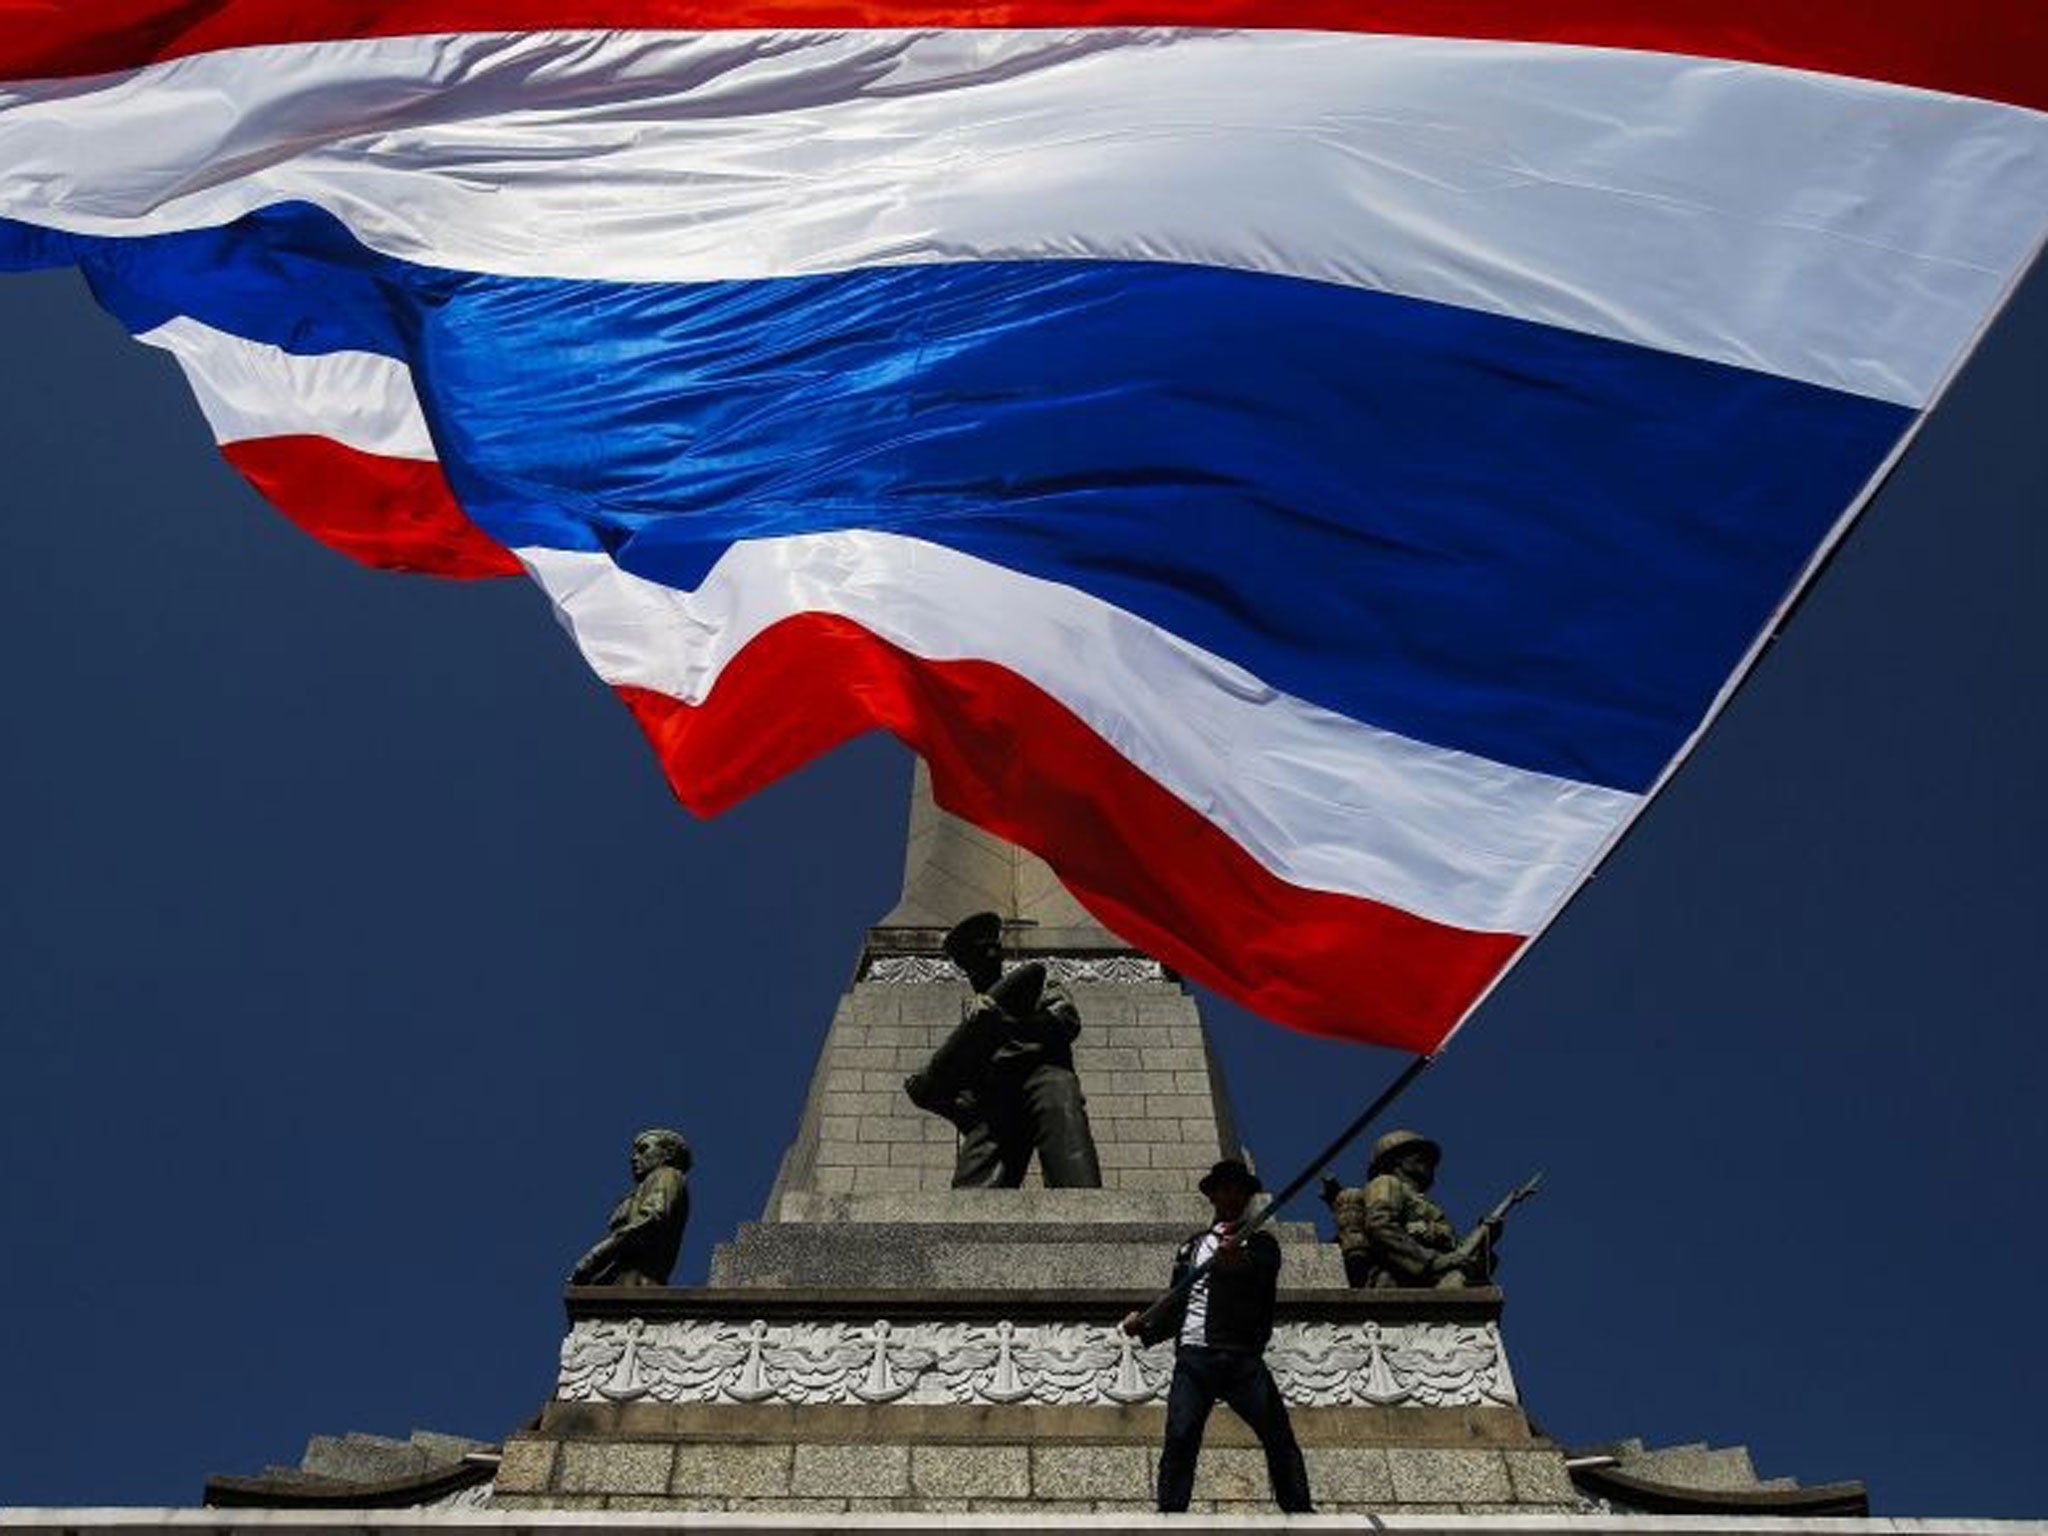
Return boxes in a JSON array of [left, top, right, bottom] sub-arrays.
[[1319, 1129, 1539, 1290]]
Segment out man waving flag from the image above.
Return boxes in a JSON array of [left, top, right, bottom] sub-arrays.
[[2, 3, 2043, 1049]]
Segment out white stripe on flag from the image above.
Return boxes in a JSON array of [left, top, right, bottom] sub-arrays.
[[136, 316, 435, 458], [9, 30, 2045, 405], [521, 535, 1639, 935]]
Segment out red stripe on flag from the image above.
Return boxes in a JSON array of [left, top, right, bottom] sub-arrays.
[[3, 0, 2042, 109], [615, 612, 1522, 1049], [220, 436, 521, 579]]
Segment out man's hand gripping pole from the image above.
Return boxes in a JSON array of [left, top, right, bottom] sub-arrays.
[[1124, 1052, 1436, 1339]]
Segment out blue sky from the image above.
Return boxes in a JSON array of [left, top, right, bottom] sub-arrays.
[[0, 259, 2042, 1514]]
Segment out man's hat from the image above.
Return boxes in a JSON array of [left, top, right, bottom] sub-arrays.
[[942, 910, 1003, 964], [1367, 1129, 1441, 1177], [1198, 1157, 1263, 1197]]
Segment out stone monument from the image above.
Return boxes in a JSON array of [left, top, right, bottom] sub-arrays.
[[168, 765, 1879, 1524], [491, 762, 1573, 1514]]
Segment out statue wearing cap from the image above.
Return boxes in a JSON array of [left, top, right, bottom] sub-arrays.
[[1320, 1129, 1494, 1290], [902, 911, 1103, 1188]]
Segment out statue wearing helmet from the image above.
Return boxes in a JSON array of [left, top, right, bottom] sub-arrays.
[[1319, 1129, 1495, 1290]]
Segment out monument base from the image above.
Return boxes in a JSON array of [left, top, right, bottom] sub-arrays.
[[500, 1285, 1569, 1516], [496, 1402, 1570, 1515]]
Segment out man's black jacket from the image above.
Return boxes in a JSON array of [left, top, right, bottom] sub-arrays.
[[1137, 1225, 1282, 1353]]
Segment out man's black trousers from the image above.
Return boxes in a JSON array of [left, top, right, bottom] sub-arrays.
[[1155, 1344, 1313, 1512]]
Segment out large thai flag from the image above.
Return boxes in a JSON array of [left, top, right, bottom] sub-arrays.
[[2, 5, 2042, 1049]]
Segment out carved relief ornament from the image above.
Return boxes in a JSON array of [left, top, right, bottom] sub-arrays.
[[864, 956, 1166, 986], [559, 1317, 1515, 1409]]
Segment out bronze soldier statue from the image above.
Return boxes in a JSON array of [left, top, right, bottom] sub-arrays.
[[569, 1128, 691, 1286], [1320, 1129, 1512, 1289], [903, 911, 1103, 1187]]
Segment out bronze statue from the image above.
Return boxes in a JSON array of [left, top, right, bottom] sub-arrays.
[[1319, 1130, 1535, 1289], [569, 1128, 691, 1286], [903, 911, 1103, 1187]]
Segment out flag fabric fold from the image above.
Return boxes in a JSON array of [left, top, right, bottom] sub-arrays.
[[3, 4, 2043, 1047]]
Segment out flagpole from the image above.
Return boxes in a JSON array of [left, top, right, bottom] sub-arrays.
[[1131, 1049, 1435, 1333]]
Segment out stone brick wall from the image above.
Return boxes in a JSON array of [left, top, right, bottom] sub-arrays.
[[493, 1431, 1580, 1515]]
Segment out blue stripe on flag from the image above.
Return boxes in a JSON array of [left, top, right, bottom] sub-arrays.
[[8, 205, 1911, 792]]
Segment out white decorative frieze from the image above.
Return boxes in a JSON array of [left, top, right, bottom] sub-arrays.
[[559, 1316, 1514, 1409], [864, 955, 1166, 985]]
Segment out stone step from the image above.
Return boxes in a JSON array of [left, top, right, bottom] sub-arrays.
[[712, 1218, 1348, 1290], [771, 1190, 1263, 1226], [297, 1429, 490, 1485], [299, 1433, 432, 1483], [1620, 1443, 1760, 1491]]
